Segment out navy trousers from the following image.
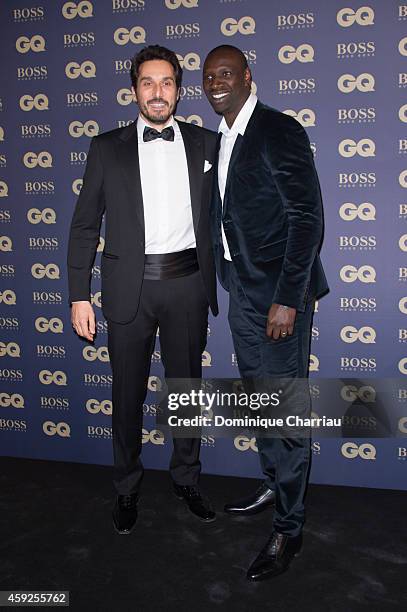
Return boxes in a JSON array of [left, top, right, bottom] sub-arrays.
[[226, 261, 314, 536]]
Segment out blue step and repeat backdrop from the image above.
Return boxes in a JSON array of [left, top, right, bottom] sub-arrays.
[[1, 0, 406, 490]]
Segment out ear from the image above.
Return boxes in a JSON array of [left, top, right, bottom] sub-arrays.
[[244, 67, 252, 87]]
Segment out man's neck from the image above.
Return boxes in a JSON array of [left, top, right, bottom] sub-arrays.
[[223, 92, 251, 129]]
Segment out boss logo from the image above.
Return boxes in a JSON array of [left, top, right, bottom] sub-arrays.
[[31, 263, 60, 279], [0, 342, 21, 357], [142, 428, 165, 444], [0, 182, 8, 197], [148, 375, 162, 391], [84, 373, 112, 385], [339, 235, 376, 250], [23, 151, 52, 168], [40, 396, 69, 409], [65, 60, 96, 79], [25, 181, 55, 194], [17, 66, 48, 80], [234, 435, 258, 452], [0, 290, 17, 305], [337, 41, 375, 57], [399, 234, 407, 251], [16, 35, 46, 53], [400, 73, 407, 88], [62, 1, 93, 19], [337, 107, 375, 123], [243, 49, 256, 64], [0, 236, 12, 251], [63, 32, 95, 46], [179, 85, 202, 99], [86, 398, 112, 415], [283, 108, 315, 127], [399, 37, 407, 56], [112, 0, 145, 10], [0, 393, 24, 408], [72, 179, 83, 195], [339, 202, 375, 220], [43, 420, 70, 436], [165, 22, 200, 38], [165, 0, 198, 7], [67, 92, 98, 106], [0, 209, 11, 221], [340, 325, 376, 343], [20, 94, 49, 111], [337, 73, 375, 93], [399, 170, 407, 188], [39, 370, 67, 385], [70, 152, 88, 164], [338, 138, 375, 157], [220, 17, 255, 36], [336, 7, 374, 27], [68, 120, 99, 137], [21, 124, 51, 138], [116, 88, 134, 106], [29, 236, 58, 249], [0, 318, 19, 330], [338, 172, 376, 186], [278, 78, 316, 94], [309, 354, 319, 372], [176, 52, 200, 70], [341, 442, 376, 460], [27, 207, 56, 224], [83, 346, 110, 362], [340, 264, 376, 283], [278, 44, 314, 64], [175, 114, 203, 127], [400, 6, 407, 19], [33, 291, 62, 303], [0, 265, 15, 276], [341, 384, 376, 402], [13, 7, 45, 21], [341, 357, 376, 370], [277, 12, 314, 28], [114, 59, 132, 73], [35, 317, 63, 333], [113, 26, 146, 45]]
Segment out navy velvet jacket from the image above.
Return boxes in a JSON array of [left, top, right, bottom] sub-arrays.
[[211, 100, 329, 314]]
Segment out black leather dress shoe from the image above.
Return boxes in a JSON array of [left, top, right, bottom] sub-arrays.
[[112, 493, 138, 534], [173, 484, 216, 522], [247, 531, 302, 581], [224, 482, 275, 515]]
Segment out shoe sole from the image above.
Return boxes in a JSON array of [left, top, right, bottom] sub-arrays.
[[246, 551, 301, 581], [224, 503, 275, 516], [173, 492, 217, 523]]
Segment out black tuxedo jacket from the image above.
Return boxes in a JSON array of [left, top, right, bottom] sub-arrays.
[[67, 120, 218, 323], [211, 100, 329, 315]]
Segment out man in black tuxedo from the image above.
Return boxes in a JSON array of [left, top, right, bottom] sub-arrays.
[[203, 45, 329, 580], [67, 45, 218, 533]]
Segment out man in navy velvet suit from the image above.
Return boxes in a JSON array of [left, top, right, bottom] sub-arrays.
[[203, 45, 328, 581]]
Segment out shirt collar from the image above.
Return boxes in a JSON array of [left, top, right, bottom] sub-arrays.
[[137, 114, 177, 142], [218, 93, 257, 137]]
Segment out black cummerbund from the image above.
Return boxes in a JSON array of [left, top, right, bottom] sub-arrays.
[[143, 248, 199, 280]]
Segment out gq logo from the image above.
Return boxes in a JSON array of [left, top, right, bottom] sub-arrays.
[[69, 120, 99, 137], [0, 236, 12, 251], [339, 202, 375, 221], [0, 342, 21, 357], [336, 7, 374, 27], [202, 350, 212, 366], [399, 37, 407, 56], [27, 208, 56, 224], [337, 73, 375, 93], [0, 182, 8, 197], [340, 265, 376, 283], [283, 108, 315, 127], [399, 297, 407, 315], [117, 88, 134, 106], [23, 151, 52, 168], [220, 16, 256, 37], [0, 393, 24, 408], [278, 44, 314, 64], [72, 179, 83, 195], [399, 170, 407, 188], [340, 384, 376, 402], [399, 104, 407, 123], [309, 354, 319, 372], [175, 114, 203, 127], [0, 290, 17, 305], [340, 325, 376, 343], [62, 1, 93, 19], [35, 317, 63, 333], [39, 370, 67, 385], [91, 291, 102, 307], [399, 358, 407, 375], [83, 346, 110, 362], [142, 428, 165, 445], [0, 127, 4, 141], [20, 94, 49, 111], [341, 442, 376, 460], [65, 60, 96, 79], [31, 263, 60, 279], [43, 421, 70, 436], [400, 234, 407, 252], [176, 52, 200, 70], [234, 435, 258, 452], [165, 0, 198, 7], [86, 398, 112, 415], [148, 375, 162, 391], [114, 26, 146, 45], [338, 138, 375, 157], [16, 35, 46, 53]]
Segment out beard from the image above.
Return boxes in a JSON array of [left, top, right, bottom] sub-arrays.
[[139, 98, 175, 126]]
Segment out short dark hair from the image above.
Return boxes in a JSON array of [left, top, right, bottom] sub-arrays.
[[205, 45, 249, 72], [130, 44, 183, 89]]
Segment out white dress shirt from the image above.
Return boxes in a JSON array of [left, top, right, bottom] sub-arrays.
[[137, 114, 195, 254], [218, 93, 257, 260]]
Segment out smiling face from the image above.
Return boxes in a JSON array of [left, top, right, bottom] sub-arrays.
[[132, 59, 179, 127], [203, 48, 251, 128]]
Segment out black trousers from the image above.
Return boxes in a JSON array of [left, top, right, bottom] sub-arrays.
[[226, 262, 313, 537], [107, 270, 209, 495]]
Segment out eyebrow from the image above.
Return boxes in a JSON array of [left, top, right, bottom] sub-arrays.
[[139, 75, 175, 82]]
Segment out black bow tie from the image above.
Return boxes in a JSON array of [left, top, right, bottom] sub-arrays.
[[143, 125, 174, 142]]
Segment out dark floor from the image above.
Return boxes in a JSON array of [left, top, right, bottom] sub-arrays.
[[0, 457, 406, 612]]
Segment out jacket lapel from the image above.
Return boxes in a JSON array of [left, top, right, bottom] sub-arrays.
[[177, 120, 204, 235], [116, 121, 145, 235]]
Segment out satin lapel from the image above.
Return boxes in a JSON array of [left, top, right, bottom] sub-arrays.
[[177, 120, 203, 235], [212, 132, 222, 227], [224, 133, 244, 198], [116, 121, 145, 235]]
